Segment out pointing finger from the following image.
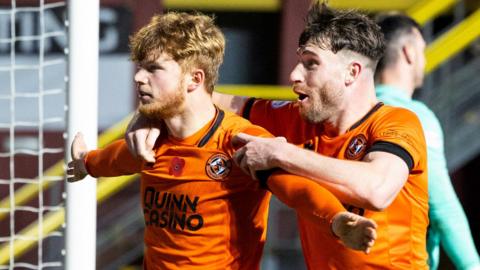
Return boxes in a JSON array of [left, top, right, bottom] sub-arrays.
[[232, 147, 246, 166], [232, 133, 257, 149]]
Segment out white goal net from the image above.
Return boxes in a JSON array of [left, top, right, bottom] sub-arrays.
[[0, 1, 67, 269]]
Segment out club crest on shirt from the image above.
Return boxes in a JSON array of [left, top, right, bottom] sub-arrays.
[[345, 134, 368, 160], [271, 100, 291, 109], [205, 153, 232, 180]]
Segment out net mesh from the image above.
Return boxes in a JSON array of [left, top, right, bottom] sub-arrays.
[[0, 1, 67, 269]]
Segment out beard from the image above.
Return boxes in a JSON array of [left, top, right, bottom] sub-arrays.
[[138, 85, 186, 120], [299, 86, 342, 124]]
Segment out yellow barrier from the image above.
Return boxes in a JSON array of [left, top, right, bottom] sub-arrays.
[[425, 8, 480, 73], [164, 0, 280, 12], [329, 0, 416, 11], [407, 0, 457, 26], [0, 163, 63, 221], [216, 85, 294, 100], [0, 209, 64, 264], [0, 174, 139, 265], [164, 0, 419, 12]]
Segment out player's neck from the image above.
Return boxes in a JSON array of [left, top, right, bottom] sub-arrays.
[[323, 75, 378, 136], [378, 67, 415, 98], [324, 100, 378, 137], [164, 94, 217, 139]]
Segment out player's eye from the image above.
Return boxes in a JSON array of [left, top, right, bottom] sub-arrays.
[[303, 59, 318, 70]]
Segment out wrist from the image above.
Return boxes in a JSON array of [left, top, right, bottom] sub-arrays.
[[82, 152, 91, 177], [330, 213, 341, 238], [271, 142, 293, 168]]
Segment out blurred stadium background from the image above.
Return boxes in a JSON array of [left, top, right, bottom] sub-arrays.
[[0, 0, 479, 269]]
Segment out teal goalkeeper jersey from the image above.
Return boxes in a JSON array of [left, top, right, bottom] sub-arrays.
[[376, 84, 480, 270]]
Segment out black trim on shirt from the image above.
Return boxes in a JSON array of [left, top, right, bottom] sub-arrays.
[[366, 141, 414, 171], [242, 98, 256, 120], [197, 108, 225, 147], [304, 141, 315, 150], [256, 168, 278, 189], [348, 102, 383, 131]]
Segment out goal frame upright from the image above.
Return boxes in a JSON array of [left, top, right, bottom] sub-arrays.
[[65, 1, 99, 269]]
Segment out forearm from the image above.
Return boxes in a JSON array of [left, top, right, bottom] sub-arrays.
[[85, 139, 142, 177], [212, 92, 248, 115], [272, 143, 407, 210], [266, 170, 344, 231]]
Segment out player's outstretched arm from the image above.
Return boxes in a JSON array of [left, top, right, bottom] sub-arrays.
[[67, 135, 142, 182], [264, 170, 377, 254], [67, 133, 89, 182]]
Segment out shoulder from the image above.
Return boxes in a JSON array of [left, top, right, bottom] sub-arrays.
[[222, 110, 253, 129], [377, 105, 421, 123], [367, 105, 427, 169], [369, 105, 425, 146], [218, 110, 273, 154], [221, 110, 271, 137]]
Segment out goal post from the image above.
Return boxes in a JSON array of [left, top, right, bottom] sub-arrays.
[[65, 0, 99, 270]]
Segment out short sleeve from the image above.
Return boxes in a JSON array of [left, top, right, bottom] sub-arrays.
[[367, 107, 427, 171]]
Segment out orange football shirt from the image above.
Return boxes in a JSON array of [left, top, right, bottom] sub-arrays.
[[245, 100, 429, 270], [86, 110, 270, 269], [85, 109, 347, 269]]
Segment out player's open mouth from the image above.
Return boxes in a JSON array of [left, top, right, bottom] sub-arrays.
[[298, 94, 308, 101], [293, 87, 309, 102], [138, 90, 152, 99], [138, 91, 153, 104]]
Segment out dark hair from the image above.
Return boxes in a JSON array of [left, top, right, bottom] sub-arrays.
[[299, 2, 385, 65], [375, 13, 422, 73]]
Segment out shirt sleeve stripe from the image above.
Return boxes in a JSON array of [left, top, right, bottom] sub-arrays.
[[367, 141, 414, 171], [256, 168, 278, 189], [242, 98, 256, 120]]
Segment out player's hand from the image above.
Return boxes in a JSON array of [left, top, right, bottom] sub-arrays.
[[66, 133, 89, 182], [232, 133, 287, 179], [125, 112, 160, 164], [331, 211, 377, 254]]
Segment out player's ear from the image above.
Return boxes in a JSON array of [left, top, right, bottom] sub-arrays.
[[187, 69, 205, 92], [345, 61, 361, 86], [402, 43, 415, 65]]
